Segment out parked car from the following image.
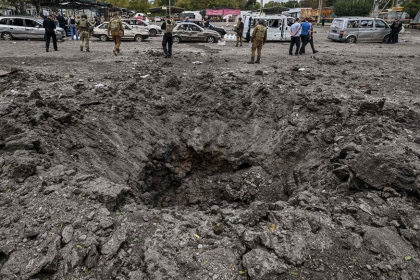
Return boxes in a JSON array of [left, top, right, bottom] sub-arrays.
[[0, 16, 66, 41], [190, 19, 227, 37], [120, 18, 162, 37], [328, 17, 391, 43], [91, 22, 149, 42], [154, 16, 162, 22], [172, 22, 221, 43]]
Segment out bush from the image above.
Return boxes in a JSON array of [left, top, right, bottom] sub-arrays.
[[334, 0, 374, 17]]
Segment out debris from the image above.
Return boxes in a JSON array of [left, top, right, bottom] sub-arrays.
[[95, 83, 104, 88], [140, 74, 150, 78], [192, 61, 203, 64]]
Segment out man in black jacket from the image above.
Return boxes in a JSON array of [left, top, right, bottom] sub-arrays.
[[43, 15, 58, 52], [161, 16, 176, 58], [388, 19, 403, 44]]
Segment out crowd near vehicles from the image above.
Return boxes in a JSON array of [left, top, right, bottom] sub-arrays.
[[328, 17, 391, 43], [242, 14, 295, 42], [0, 16, 66, 41], [91, 22, 149, 42], [120, 18, 162, 36], [172, 22, 221, 43]]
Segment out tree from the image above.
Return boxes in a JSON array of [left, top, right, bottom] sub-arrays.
[[333, 0, 373, 16], [283, 0, 299, 8], [264, 0, 283, 7], [403, 0, 420, 18], [127, 0, 151, 13]]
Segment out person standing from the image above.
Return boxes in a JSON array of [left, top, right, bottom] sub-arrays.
[[299, 18, 311, 55], [388, 19, 402, 44], [321, 15, 325, 27], [289, 18, 301, 55], [100, 15, 105, 24], [76, 14, 93, 52], [43, 15, 58, 52], [161, 16, 175, 58], [308, 20, 318, 54], [235, 17, 244, 47], [68, 15, 78, 40], [204, 16, 210, 28], [247, 19, 267, 64], [108, 12, 124, 56]]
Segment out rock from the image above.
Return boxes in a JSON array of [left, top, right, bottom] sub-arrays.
[[85, 245, 99, 269], [101, 228, 127, 258], [357, 99, 385, 115], [85, 178, 130, 211], [363, 226, 418, 263], [4, 131, 41, 151], [332, 165, 350, 181], [242, 248, 286, 279], [239, 201, 269, 226], [62, 225, 74, 244], [213, 224, 223, 235]]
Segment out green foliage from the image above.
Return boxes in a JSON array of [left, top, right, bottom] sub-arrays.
[[264, 0, 283, 7], [403, 0, 420, 18], [334, 0, 373, 16], [127, 0, 151, 13], [283, 0, 300, 8]]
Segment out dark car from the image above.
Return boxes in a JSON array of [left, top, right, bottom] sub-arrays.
[[190, 19, 227, 37]]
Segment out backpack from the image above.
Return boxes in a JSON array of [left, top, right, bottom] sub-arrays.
[[165, 21, 174, 33], [255, 26, 266, 39], [79, 18, 87, 28], [110, 19, 120, 31]]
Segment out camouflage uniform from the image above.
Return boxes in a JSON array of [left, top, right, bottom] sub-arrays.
[[248, 20, 267, 64], [108, 14, 124, 56], [76, 15, 93, 52]]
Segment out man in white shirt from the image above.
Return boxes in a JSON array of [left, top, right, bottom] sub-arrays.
[[289, 18, 301, 55]]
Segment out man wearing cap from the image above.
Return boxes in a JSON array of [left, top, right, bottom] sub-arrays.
[[108, 12, 124, 56], [161, 16, 176, 58], [247, 19, 267, 64]]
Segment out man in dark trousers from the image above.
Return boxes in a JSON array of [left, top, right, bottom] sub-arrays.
[[388, 19, 402, 44], [43, 15, 58, 52], [161, 16, 176, 58]]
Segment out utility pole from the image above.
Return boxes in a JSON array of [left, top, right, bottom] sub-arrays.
[[317, 0, 322, 23], [260, 0, 263, 15]]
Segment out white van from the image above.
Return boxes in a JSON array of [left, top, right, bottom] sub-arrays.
[[242, 15, 295, 42]]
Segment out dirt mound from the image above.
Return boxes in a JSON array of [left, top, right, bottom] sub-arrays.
[[1, 36, 420, 280]]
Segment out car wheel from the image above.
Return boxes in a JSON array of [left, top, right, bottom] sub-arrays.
[[173, 36, 181, 43], [135, 35, 143, 42], [149, 29, 157, 37], [2, 32, 13, 40], [206, 36, 216, 43], [346, 36, 356, 43], [99, 34, 108, 41], [382, 34, 390, 43]]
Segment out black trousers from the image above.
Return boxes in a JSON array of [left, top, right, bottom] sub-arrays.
[[309, 37, 316, 53], [299, 35, 309, 54], [45, 30, 57, 50], [388, 30, 399, 43], [289, 36, 301, 55], [162, 33, 173, 56]]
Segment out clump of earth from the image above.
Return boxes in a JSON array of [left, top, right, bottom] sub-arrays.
[[1, 27, 420, 280]]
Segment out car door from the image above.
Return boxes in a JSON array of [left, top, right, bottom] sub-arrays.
[[357, 20, 373, 42], [372, 19, 389, 42], [177, 24, 190, 41], [122, 24, 134, 40], [25, 19, 44, 39], [189, 24, 201, 41], [8, 18, 26, 38]]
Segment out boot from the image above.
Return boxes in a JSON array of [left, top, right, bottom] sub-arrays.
[[86, 48, 90, 52], [80, 46, 83, 51], [255, 57, 261, 64], [247, 57, 254, 64], [46, 48, 49, 52], [235, 43, 238, 47]]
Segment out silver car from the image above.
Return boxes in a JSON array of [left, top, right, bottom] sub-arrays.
[[121, 18, 162, 37], [172, 22, 221, 43], [91, 22, 149, 42], [328, 17, 390, 43], [0, 16, 66, 40]]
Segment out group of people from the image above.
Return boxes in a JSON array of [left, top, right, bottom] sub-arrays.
[[289, 17, 318, 56], [43, 12, 124, 55]]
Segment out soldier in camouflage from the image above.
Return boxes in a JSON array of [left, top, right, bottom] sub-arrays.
[[248, 19, 267, 64], [108, 12, 124, 56], [76, 14, 93, 52]]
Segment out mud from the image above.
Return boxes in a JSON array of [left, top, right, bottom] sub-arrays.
[[1, 27, 420, 280]]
